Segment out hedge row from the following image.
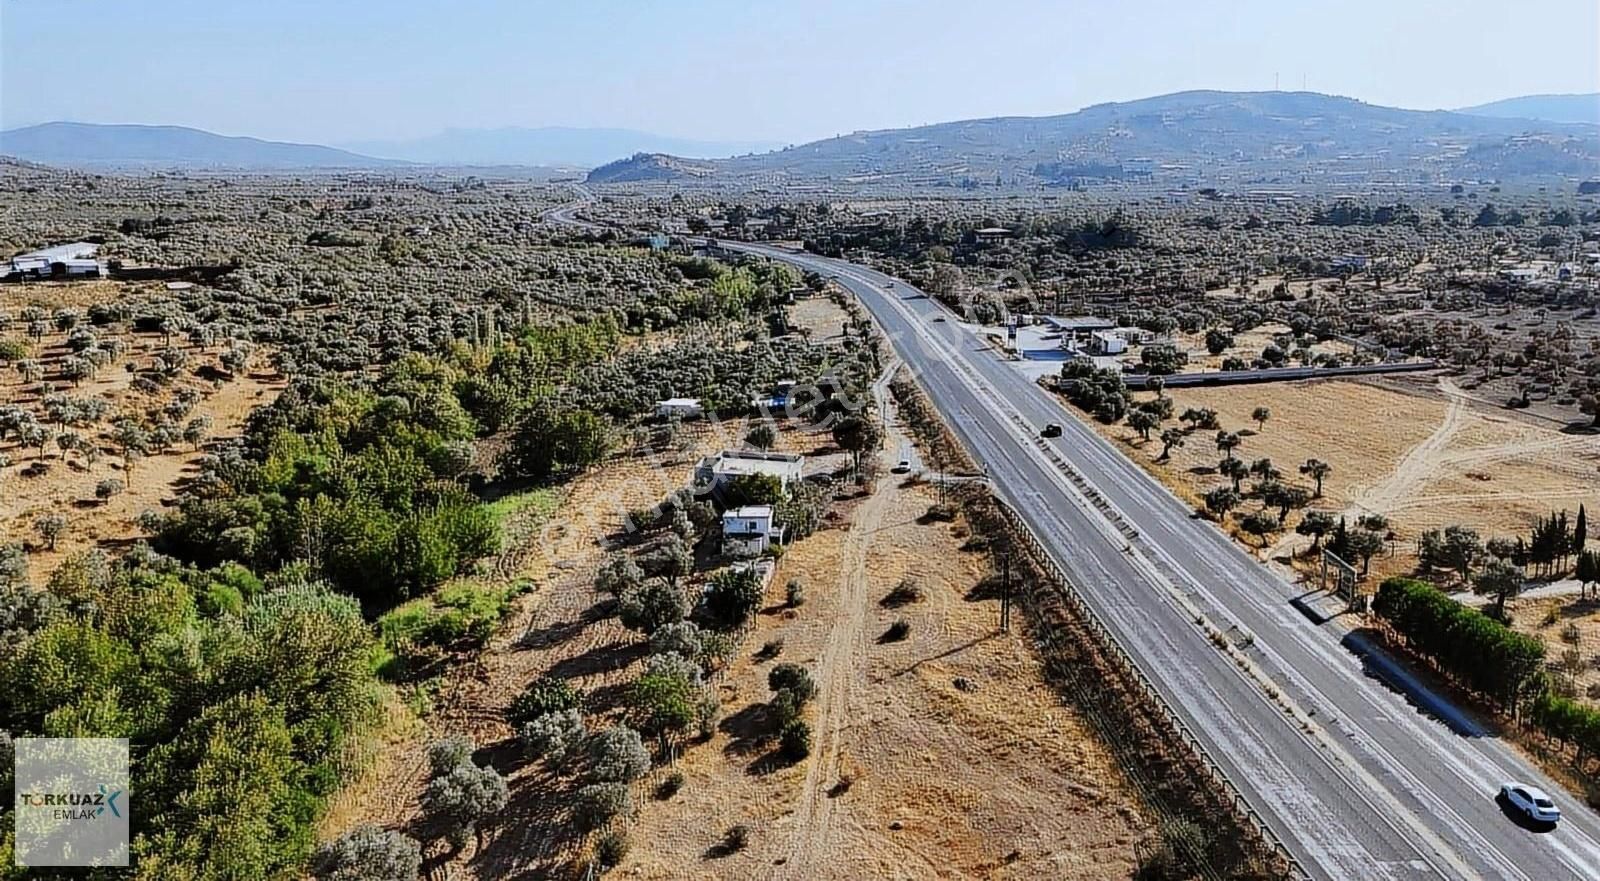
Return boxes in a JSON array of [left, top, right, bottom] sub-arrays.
[[1527, 691, 1600, 763], [1371, 577, 1545, 710]]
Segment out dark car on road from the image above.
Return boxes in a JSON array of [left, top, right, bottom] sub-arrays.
[[1041, 423, 1062, 438]]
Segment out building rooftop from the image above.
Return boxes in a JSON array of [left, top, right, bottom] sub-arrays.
[[1043, 315, 1116, 331], [724, 505, 774, 520], [12, 242, 98, 263], [697, 449, 805, 481]]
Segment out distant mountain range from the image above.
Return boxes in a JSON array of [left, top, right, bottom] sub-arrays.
[[590, 90, 1600, 186], [0, 122, 399, 169], [1456, 93, 1600, 126], [341, 127, 782, 167], [6, 92, 1598, 181]]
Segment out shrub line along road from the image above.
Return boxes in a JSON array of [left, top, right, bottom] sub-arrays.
[[548, 196, 1600, 881]]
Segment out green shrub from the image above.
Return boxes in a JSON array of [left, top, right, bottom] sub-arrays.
[[311, 824, 422, 881], [703, 567, 763, 630], [656, 771, 686, 800], [617, 580, 687, 633], [584, 726, 650, 783], [594, 828, 630, 868], [1527, 691, 1600, 762], [779, 719, 812, 761], [767, 663, 816, 701], [520, 709, 587, 767], [770, 688, 805, 729], [882, 619, 911, 642], [723, 824, 750, 852], [629, 666, 697, 737], [507, 677, 583, 727]]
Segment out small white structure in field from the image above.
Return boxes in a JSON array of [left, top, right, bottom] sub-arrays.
[[654, 397, 704, 419], [722, 505, 783, 557]]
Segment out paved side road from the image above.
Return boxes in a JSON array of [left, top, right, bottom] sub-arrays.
[[722, 241, 1600, 881]]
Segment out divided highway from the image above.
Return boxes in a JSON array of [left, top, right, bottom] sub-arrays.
[[726, 244, 1600, 881], [545, 196, 1600, 879]]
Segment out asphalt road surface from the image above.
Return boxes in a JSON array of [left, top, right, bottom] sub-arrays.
[[723, 242, 1600, 881]]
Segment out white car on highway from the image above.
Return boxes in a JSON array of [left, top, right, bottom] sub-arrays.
[[1499, 782, 1561, 825]]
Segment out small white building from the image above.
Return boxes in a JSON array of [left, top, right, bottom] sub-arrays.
[[654, 397, 704, 419], [1088, 330, 1128, 355], [8, 242, 101, 278], [1499, 267, 1541, 284], [722, 505, 783, 557], [693, 449, 805, 495]]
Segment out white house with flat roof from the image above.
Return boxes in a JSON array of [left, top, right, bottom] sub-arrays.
[[722, 505, 783, 557], [693, 449, 804, 495]]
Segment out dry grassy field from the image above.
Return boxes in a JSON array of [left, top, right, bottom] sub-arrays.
[[619, 478, 1147, 880], [1082, 376, 1600, 581]]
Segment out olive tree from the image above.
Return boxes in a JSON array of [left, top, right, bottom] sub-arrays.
[[584, 725, 650, 783], [311, 825, 422, 881], [422, 737, 508, 849]]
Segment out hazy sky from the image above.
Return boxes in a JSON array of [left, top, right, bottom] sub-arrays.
[[3, 0, 1597, 145]]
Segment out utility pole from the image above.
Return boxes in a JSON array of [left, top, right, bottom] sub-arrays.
[[999, 554, 1012, 633]]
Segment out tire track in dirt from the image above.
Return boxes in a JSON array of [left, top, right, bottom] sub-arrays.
[[771, 367, 902, 880], [1348, 379, 1467, 518], [771, 462, 896, 879]]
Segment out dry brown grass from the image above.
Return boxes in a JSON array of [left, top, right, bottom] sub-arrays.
[[787, 295, 852, 341], [1076, 377, 1600, 580], [618, 480, 1147, 880], [1510, 595, 1600, 706], [320, 420, 850, 877]]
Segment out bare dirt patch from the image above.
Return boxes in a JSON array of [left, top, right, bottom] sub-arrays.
[[1509, 595, 1600, 705], [787, 295, 852, 342]]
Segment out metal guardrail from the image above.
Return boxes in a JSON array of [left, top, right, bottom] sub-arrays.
[[993, 498, 1311, 880]]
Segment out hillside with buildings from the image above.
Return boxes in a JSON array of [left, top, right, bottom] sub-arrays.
[[602, 91, 1600, 189]]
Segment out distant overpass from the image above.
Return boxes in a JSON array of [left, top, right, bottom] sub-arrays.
[[1124, 360, 1440, 390]]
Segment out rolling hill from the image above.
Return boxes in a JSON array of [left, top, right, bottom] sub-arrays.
[[342, 126, 781, 167], [604, 91, 1600, 187], [1457, 93, 1600, 126], [0, 122, 400, 169]]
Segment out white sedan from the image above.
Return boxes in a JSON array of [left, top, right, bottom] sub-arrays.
[[1499, 782, 1561, 825]]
